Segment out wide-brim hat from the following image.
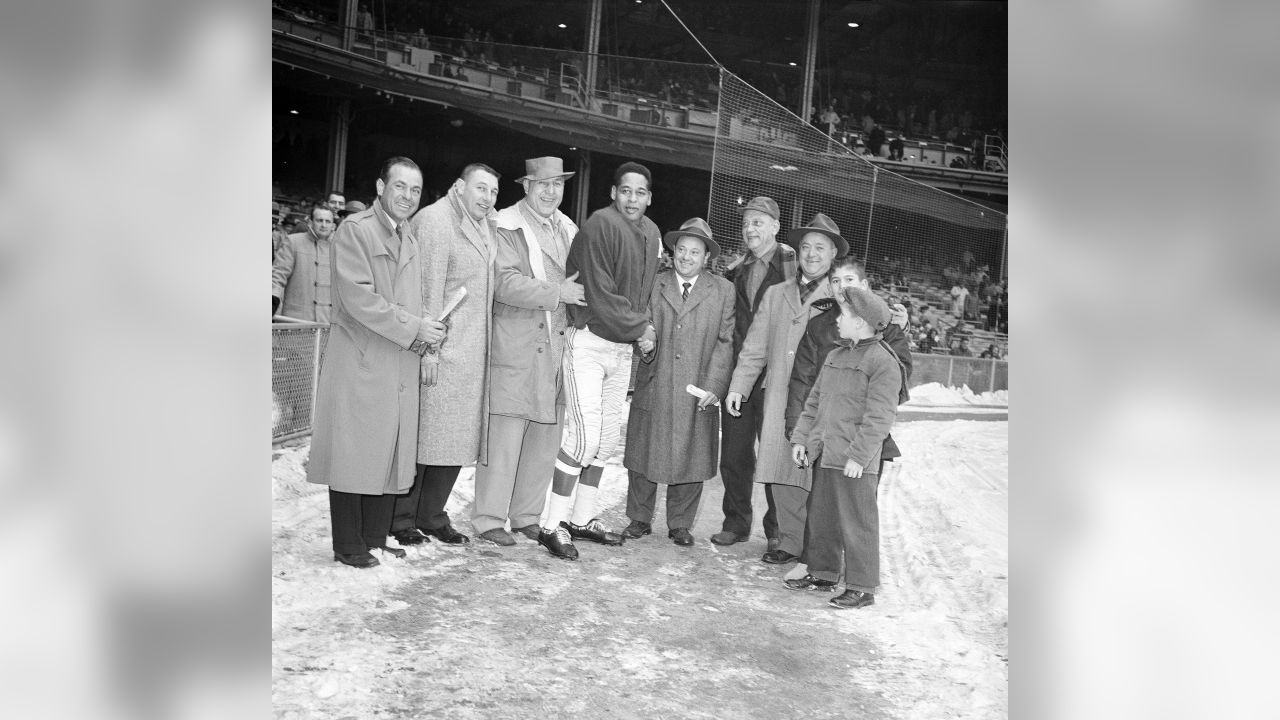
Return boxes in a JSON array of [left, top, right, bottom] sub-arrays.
[[785, 212, 849, 256], [342, 200, 367, 215], [736, 195, 779, 220], [662, 217, 720, 259], [515, 156, 576, 183]]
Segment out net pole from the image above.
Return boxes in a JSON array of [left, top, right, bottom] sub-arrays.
[[862, 166, 879, 264], [1000, 223, 1008, 283]]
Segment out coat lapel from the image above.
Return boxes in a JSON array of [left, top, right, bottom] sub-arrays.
[[395, 230, 418, 284], [450, 192, 491, 263], [677, 277, 712, 317]]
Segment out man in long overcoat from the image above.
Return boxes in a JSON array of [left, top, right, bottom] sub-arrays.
[[622, 218, 734, 546], [471, 157, 585, 546], [712, 196, 796, 550], [307, 157, 446, 568], [724, 212, 845, 566], [391, 163, 500, 547]]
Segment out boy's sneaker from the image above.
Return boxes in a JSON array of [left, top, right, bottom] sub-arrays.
[[828, 589, 875, 609], [783, 574, 838, 591]]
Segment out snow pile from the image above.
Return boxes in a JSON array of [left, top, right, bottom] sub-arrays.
[[906, 382, 1008, 407]]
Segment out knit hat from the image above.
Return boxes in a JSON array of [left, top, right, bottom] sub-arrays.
[[841, 286, 891, 331]]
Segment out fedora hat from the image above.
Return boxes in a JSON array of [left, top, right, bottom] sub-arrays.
[[736, 195, 779, 220], [662, 217, 721, 259], [785, 212, 849, 256], [515, 156, 575, 183]]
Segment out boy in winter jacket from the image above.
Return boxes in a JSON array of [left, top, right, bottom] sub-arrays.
[[788, 287, 902, 609]]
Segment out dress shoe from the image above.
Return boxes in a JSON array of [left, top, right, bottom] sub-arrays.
[[784, 574, 838, 591], [762, 548, 799, 564], [333, 552, 379, 568], [391, 529, 429, 546], [709, 531, 747, 545], [478, 528, 516, 546], [512, 524, 542, 541], [766, 537, 781, 552], [563, 519, 624, 546], [829, 589, 875, 609], [372, 545, 406, 559], [538, 525, 579, 560], [422, 523, 470, 544], [622, 520, 652, 539], [668, 528, 694, 546]]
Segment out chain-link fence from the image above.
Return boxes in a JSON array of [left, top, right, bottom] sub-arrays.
[[272, 322, 329, 445], [911, 356, 1007, 394], [708, 69, 1008, 309]]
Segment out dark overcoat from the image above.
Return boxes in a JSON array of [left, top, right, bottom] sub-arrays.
[[624, 270, 735, 484]]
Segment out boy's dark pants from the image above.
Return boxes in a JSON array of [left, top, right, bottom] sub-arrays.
[[626, 470, 704, 530], [802, 465, 881, 594]]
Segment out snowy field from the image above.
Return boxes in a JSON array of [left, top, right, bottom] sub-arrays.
[[272, 418, 1007, 719]]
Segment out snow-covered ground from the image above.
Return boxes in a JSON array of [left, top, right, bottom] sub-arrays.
[[273, 419, 1007, 719], [907, 382, 1009, 407]]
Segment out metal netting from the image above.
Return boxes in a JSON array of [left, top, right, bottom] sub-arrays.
[[708, 70, 1007, 307], [272, 323, 329, 444]]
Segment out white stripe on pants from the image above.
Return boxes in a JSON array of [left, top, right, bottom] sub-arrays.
[[560, 326, 634, 469]]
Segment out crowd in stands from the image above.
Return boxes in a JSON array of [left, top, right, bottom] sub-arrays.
[[862, 250, 1007, 359]]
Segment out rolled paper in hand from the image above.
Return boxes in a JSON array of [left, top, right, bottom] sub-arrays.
[[686, 384, 720, 406]]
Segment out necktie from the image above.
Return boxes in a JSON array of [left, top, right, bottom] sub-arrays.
[[799, 277, 818, 304], [682, 282, 691, 301]]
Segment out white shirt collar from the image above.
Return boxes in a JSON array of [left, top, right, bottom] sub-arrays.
[[675, 273, 700, 289]]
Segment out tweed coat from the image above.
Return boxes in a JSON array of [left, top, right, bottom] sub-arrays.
[[410, 190, 496, 466], [625, 270, 736, 484], [727, 277, 834, 491], [307, 205, 425, 495], [487, 203, 578, 424]]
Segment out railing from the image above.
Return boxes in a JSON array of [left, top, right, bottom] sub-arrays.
[[272, 322, 329, 445], [910, 355, 1007, 394], [271, 9, 720, 120]]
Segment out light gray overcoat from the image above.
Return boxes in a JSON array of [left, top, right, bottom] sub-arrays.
[[625, 270, 736, 484], [411, 191, 496, 466], [487, 203, 577, 424], [307, 205, 425, 494], [727, 278, 834, 491]]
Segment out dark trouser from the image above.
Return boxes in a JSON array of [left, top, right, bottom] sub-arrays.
[[802, 464, 881, 594], [391, 464, 461, 533], [718, 379, 777, 539], [329, 489, 395, 555], [626, 470, 704, 530]]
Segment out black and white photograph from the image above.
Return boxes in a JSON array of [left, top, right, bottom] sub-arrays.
[[271, 1, 1007, 716]]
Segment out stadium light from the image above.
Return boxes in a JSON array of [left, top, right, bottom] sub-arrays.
[[289, 109, 299, 115], [558, 23, 567, 28], [847, 22, 859, 28], [788, 62, 797, 66]]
